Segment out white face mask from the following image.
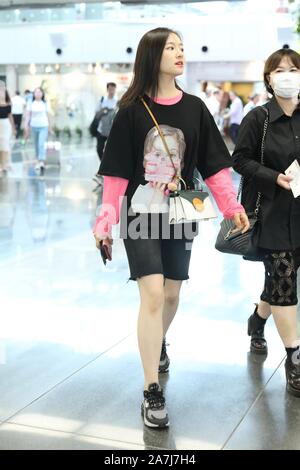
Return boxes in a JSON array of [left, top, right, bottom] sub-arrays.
[[271, 72, 300, 99]]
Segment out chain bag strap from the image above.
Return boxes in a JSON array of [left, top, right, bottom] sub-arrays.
[[215, 105, 269, 258], [237, 106, 269, 215]]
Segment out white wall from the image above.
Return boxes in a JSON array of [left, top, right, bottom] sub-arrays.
[[2, 14, 297, 121], [0, 14, 282, 65]]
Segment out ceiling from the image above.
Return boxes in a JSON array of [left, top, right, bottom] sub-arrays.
[[0, 0, 245, 8]]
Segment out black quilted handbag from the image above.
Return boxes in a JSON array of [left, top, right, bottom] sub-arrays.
[[215, 214, 260, 258], [215, 106, 269, 260]]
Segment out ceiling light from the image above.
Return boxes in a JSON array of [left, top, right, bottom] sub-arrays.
[[29, 63, 36, 75]]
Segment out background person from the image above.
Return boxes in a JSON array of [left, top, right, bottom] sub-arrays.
[[233, 48, 300, 397], [93, 82, 118, 187], [11, 91, 25, 139], [24, 87, 51, 175], [0, 82, 16, 175]]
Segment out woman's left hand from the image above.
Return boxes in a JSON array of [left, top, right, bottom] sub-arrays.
[[232, 212, 250, 234]]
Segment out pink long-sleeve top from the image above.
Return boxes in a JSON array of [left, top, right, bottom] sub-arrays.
[[93, 93, 244, 239]]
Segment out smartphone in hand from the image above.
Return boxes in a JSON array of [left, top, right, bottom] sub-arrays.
[[99, 241, 112, 265]]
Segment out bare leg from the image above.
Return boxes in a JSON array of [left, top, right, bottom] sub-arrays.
[[271, 305, 298, 348], [162, 279, 182, 337], [137, 274, 165, 389], [257, 300, 272, 320], [2, 151, 9, 171]]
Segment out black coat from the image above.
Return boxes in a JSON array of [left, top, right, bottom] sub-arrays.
[[233, 97, 300, 251]]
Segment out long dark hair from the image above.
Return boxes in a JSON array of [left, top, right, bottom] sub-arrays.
[[5, 90, 11, 104], [264, 48, 300, 95], [119, 27, 182, 109], [0, 87, 11, 104], [32, 87, 46, 102]]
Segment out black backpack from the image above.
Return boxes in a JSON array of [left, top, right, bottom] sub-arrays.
[[89, 97, 104, 137]]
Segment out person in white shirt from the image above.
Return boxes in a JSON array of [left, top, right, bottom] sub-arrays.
[[256, 91, 270, 106], [24, 89, 33, 104], [11, 91, 25, 139], [93, 82, 118, 186], [205, 88, 221, 119], [227, 91, 244, 144], [198, 80, 208, 101], [243, 93, 260, 117], [24, 87, 51, 174]]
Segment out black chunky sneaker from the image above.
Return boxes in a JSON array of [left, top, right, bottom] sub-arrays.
[[247, 304, 268, 354], [159, 338, 170, 373], [141, 383, 169, 428], [285, 347, 300, 397]]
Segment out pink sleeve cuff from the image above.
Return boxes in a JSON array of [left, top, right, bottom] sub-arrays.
[[93, 176, 129, 238], [205, 168, 245, 219]]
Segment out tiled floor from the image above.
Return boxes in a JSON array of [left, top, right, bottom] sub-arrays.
[[0, 139, 299, 450]]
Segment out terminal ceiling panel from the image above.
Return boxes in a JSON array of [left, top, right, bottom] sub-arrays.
[[0, 0, 246, 7]]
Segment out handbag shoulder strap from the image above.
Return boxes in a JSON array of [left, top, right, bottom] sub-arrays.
[[260, 105, 269, 166], [237, 105, 269, 216], [140, 97, 179, 183]]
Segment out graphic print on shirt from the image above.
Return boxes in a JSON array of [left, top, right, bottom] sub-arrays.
[[143, 125, 186, 184]]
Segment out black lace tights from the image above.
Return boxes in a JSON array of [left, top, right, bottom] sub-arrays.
[[260, 249, 300, 306]]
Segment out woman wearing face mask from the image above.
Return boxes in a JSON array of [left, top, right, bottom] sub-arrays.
[[93, 27, 249, 428], [233, 49, 300, 396]]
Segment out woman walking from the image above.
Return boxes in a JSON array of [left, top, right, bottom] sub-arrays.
[[233, 48, 300, 396], [94, 28, 249, 428], [24, 87, 51, 175], [0, 82, 16, 175]]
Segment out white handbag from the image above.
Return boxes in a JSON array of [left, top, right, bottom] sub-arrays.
[[131, 183, 169, 214], [169, 188, 217, 224]]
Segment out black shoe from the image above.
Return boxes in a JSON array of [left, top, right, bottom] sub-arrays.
[[141, 383, 169, 428], [247, 304, 268, 355], [285, 350, 300, 397], [159, 338, 170, 373]]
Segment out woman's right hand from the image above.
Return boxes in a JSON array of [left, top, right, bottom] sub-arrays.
[[277, 173, 293, 190], [94, 233, 113, 262], [93, 216, 113, 261], [94, 233, 113, 251]]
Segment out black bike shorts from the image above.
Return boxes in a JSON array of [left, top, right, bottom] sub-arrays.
[[122, 214, 198, 281]]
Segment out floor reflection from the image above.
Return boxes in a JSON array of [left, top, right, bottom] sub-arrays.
[[0, 139, 299, 450]]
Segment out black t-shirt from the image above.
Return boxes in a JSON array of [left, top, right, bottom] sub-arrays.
[[233, 98, 300, 250], [0, 105, 11, 119], [100, 92, 232, 211]]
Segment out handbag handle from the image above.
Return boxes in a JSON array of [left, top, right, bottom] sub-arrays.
[[237, 105, 269, 218], [141, 97, 187, 190]]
